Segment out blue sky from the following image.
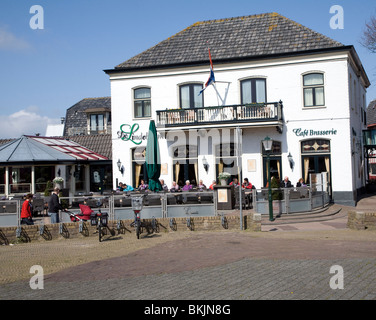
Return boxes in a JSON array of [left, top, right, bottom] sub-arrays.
[[0, 0, 375, 138]]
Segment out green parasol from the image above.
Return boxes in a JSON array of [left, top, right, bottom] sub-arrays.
[[145, 120, 163, 192]]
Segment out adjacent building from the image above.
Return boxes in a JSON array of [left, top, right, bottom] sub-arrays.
[[105, 13, 370, 206], [0, 135, 109, 197]]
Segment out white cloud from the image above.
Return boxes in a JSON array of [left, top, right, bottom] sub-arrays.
[[0, 27, 31, 51], [0, 107, 60, 139]]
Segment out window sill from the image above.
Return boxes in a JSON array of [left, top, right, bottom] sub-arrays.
[[133, 117, 152, 121], [302, 106, 326, 110]]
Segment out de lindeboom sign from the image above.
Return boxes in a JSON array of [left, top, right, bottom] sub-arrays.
[[292, 128, 338, 138], [118, 123, 164, 145]]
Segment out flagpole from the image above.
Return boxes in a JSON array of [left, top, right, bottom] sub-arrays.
[[212, 82, 220, 106]]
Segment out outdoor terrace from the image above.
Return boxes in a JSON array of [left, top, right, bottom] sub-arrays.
[[156, 101, 283, 129]]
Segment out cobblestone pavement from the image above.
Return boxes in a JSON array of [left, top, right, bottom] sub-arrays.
[[1, 228, 376, 301], [1, 196, 376, 302]]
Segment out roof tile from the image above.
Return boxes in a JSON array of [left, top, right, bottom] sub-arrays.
[[114, 13, 343, 70]]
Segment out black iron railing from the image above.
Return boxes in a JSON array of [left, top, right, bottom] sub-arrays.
[[156, 101, 283, 127]]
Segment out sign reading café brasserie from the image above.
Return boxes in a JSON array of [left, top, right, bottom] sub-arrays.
[[292, 128, 337, 137]]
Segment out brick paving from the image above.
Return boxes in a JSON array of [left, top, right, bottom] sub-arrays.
[[1, 196, 376, 301]]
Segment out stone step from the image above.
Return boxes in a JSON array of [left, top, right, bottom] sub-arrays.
[[261, 204, 344, 225]]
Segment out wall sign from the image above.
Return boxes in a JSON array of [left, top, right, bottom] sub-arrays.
[[118, 123, 142, 145], [293, 128, 337, 138], [118, 123, 165, 145]]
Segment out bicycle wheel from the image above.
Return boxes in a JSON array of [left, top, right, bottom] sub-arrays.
[[98, 218, 102, 242], [136, 219, 140, 239]]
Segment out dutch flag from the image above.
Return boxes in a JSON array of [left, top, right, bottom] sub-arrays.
[[199, 48, 215, 95]]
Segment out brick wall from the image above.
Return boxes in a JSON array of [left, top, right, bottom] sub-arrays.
[[347, 211, 376, 230], [0, 214, 261, 245]]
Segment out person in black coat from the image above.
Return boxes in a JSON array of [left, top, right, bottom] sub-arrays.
[[281, 176, 292, 188], [48, 187, 67, 223]]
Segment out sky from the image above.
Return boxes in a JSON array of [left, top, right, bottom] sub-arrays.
[[0, 0, 375, 139]]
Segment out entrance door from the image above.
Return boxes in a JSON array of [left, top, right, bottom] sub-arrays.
[[263, 156, 282, 187], [301, 139, 331, 195], [302, 155, 331, 185]]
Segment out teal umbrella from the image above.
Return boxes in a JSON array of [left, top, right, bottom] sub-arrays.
[[145, 120, 163, 192]]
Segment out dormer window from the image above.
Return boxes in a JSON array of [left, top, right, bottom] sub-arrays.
[[85, 107, 111, 135], [90, 114, 104, 133]]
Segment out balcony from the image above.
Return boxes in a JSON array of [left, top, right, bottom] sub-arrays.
[[156, 101, 283, 130]]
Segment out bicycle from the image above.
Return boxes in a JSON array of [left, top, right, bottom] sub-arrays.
[[130, 210, 142, 239], [131, 195, 144, 239], [90, 210, 109, 242]]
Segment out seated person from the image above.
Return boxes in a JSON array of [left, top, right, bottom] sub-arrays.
[[280, 176, 292, 188], [160, 179, 168, 191], [182, 180, 193, 191], [230, 178, 240, 187], [122, 183, 134, 192], [242, 178, 254, 189], [197, 179, 207, 191], [170, 181, 180, 192], [296, 178, 306, 187], [138, 179, 148, 191], [209, 180, 217, 190]]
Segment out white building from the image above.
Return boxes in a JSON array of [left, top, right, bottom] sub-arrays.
[[105, 13, 370, 206]]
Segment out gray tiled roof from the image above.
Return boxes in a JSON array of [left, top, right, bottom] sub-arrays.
[[367, 99, 376, 128], [113, 12, 343, 70], [66, 134, 112, 159], [63, 97, 111, 136]]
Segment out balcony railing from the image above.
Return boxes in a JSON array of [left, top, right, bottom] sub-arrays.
[[156, 101, 283, 128]]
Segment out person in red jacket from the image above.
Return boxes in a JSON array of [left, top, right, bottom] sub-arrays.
[[242, 178, 254, 189], [21, 193, 34, 225]]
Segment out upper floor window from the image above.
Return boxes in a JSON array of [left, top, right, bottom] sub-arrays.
[[303, 73, 325, 107], [134, 87, 151, 118], [90, 114, 104, 133], [180, 83, 203, 109], [241, 78, 266, 104]]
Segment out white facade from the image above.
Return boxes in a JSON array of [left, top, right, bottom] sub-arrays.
[[108, 48, 368, 205]]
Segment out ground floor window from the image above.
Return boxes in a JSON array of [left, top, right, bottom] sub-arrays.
[[215, 143, 239, 183], [132, 147, 147, 188], [74, 164, 85, 192], [35, 166, 55, 193], [8, 166, 31, 194], [90, 164, 113, 192], [173, 145, 198, 186], [262, 141, 282, 187], [262, 157, 282, 187], [0, 167, 5, 194]]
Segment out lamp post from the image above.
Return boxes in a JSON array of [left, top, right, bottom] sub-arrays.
[[262, 136, 274, 222]]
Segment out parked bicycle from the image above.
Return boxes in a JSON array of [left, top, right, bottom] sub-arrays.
[[90, 209, 109, 242], [131, 195, 144, 239]]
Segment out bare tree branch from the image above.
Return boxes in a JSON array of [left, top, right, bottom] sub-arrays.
[[361, 15, 376, 53]]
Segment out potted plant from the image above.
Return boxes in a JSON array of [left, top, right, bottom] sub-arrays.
[[53, 177, 64, 189], [44, 180, 53, 196], [218, 172, 231, 185]]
